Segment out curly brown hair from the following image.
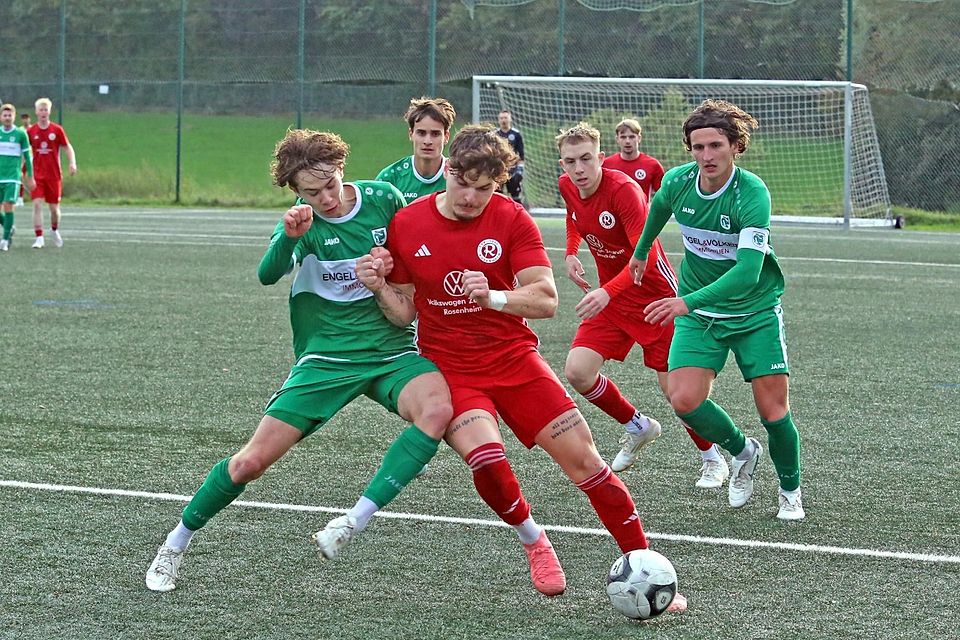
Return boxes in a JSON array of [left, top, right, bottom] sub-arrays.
[[404, 96, 457, 132], [447, 124, 518, 185], [682, 99, 759, 155], [271, 129, 349, 190]]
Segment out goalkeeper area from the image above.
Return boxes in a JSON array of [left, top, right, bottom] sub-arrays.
[[2, 208, 958, 638], [474, 76, 892, 228]]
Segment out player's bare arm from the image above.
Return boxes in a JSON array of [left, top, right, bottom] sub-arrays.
[[643, 297, 689, 326], [355, 252, 417, 327], [462, 265, 558, 319], [282, 204, 313, 238], [564, 254, 591, 293], [628, 255, 646, 285]]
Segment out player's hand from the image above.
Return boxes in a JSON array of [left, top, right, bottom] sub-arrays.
[[356, 252, 388, 293], [282, 204, 313, 239], [69, 163, 77, 176], [565, 255, 591, 293], [643, 297, 688, 326], [628, 255, 646, 285], [461, 269, 494, 307], [27, 177, 36, 192], [370, 246, 394, 277], [575, 288, 610, 320]]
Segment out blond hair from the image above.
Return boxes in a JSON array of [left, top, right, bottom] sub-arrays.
[[555, 122, 601, 153], [615, 118, 641, 136], [35, 97, 52, 110]]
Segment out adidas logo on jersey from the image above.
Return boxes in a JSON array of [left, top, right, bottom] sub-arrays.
[[414, 244, 431, 257]]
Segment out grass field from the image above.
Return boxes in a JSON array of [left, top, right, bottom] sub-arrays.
[[1, 209, 959, 639]]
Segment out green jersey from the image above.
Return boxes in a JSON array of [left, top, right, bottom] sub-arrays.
[[376, 155, 446, 202], [0, 126, 32, 184], [258, 180, 414, 363], [635, 161, 784, 317]]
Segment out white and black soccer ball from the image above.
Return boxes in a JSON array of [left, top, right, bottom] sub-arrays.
[[606, 549, 678, 620]]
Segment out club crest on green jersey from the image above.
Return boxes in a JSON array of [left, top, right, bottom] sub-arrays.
[[720, 214, 730, 230], [753, 231, 766, 247], [371, 227, 387, 246]]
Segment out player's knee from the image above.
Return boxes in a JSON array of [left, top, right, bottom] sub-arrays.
[[670, 391, 702, 416], [415, 401, 453, 439], [229, 453, 270, 484], [564, 363, 593, 393]]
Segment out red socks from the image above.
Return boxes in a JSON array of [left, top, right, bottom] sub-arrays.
[[582, 374, 636, 424], [466, 443, 531, 526], [577, 466, 648, 552]]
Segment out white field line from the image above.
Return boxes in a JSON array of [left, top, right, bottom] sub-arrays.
[[57, 230, 960, 269], [2, 479, 958, 566]]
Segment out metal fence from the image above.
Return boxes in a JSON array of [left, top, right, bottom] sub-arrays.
[[1, 0, 957, 211]]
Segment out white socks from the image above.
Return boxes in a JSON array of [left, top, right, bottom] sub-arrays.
[[513, 517, 543, 545], [346, 496, 379, 532], [623, 411, 650, 435], [165, 521, 196, 551]]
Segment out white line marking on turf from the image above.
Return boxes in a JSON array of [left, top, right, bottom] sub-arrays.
[[3, 480, 958, 566]]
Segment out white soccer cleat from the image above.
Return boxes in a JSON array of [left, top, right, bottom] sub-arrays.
[[32, 236, 44, 249], [695, 457, 730, 489], [0, 239, 7, 252], [52, 230, 63, 248], [728, 437, 763, 508], [611, 418, 662, 472], [311, 514, 357, 560], [777, 490, 806, 521], [145, 545, 184, 592], [415, 463, 429, 479], [15, 197, 24, 207]]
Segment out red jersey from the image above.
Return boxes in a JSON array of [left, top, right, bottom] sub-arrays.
[[388, 192, 551, 376], [560, 168, 677, 308], [602, 152, 664, 198], [27, 123, 70, 180]]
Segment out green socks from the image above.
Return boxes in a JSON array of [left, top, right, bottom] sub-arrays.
[[677, 399, 747, 457], [362, 426, 440, 508], [2, 212, 13, 240], [181, 458, 247, 531], [762, 412, 802, 491]]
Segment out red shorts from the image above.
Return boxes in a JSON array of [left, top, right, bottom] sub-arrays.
[[441, 350, 577, 449], [30, 177, 62, 204], [572, 302, 673, 372]]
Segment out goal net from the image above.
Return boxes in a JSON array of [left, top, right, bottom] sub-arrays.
[[473, 76, 892, 227]]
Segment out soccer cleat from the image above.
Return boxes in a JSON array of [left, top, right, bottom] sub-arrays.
[[523, 531, 566, 596], [311, 514, 357, 560], [0, 239, 7, 252], [777, 490, 806, 521], [52, 230, 63, 248], [667, 592, 688, 614], [415, 463, 429, 479], [728, 437, 763, 508], [695, 457, 730, 489], [611, 417, 662, 472], [145, 545, 184, 592], [32, 236, 44, 249]]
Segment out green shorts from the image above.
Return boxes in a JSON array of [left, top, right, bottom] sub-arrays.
[[264, 352, 438, 435], [0, 182, 19, 204], [668, 305, 789, 381]]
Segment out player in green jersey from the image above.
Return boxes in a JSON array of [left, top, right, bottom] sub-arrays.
[[376, 96, 455, 202], [146, 129, 453, 592], [628, 100, 804, 521], [0, 104, 35, 251]]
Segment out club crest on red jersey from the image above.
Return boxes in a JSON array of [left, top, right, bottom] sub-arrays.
[[477, 238, 502, 263]]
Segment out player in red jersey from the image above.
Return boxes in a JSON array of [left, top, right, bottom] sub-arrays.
[[558, 123, 729, 489], [28, 98, 77, 249], [601, 118, 664, 201], [355, 125, 686, 611]]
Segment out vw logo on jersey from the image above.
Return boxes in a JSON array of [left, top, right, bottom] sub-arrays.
[[443, 270, 467, 296], [598, 211, 616, 230], [585, 234, 604, 250], [720, 214, 731, 230], [477, 238, 502, 263], [634, 169, 647, 181]]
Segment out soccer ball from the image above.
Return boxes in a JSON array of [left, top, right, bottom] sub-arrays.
[[606, 549, 678, 620]]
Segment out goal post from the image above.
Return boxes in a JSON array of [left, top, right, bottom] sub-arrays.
[[472, 76, 892, 228]]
